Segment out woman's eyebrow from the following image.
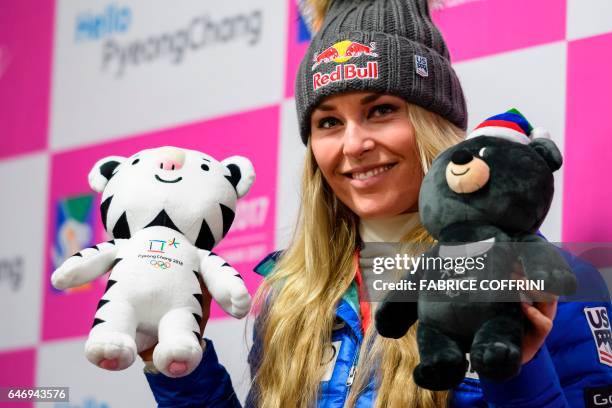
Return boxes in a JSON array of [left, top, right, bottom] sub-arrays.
[[316, 104, 335, 111], [316, 94, 381, 112], [360, 93, 381, 105]]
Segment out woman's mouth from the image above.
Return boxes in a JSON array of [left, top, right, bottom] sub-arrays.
[[350, 163, 395, 180]]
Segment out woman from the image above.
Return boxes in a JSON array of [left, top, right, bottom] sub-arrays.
[[144, 0, 612, 406]]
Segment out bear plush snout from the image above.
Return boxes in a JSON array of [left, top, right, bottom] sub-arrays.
[[445, 151, 490, 194]]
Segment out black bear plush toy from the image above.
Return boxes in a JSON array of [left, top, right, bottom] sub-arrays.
[[375, 109, 578, 390]]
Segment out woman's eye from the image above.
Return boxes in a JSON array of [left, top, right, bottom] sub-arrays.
[[478, 147, 487, 157], [369, 104, 398, 118], [317, 117, 341, 129]]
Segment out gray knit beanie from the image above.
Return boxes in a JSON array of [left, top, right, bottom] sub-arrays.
[[295, 0, 467, 144]]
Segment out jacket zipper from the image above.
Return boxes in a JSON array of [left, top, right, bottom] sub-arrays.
[[346, 348, 359, 386], [342, 347, 360, 407], [346, 364, 357, 386]]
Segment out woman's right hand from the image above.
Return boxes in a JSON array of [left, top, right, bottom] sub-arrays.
[[139, 276, 212, 363]]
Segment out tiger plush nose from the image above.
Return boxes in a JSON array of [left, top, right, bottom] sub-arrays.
[[156, 146, 185, 171]]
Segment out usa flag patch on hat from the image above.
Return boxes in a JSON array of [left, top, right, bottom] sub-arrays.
[[467, 108, 550, 145]]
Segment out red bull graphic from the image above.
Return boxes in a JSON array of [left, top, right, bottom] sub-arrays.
[[312, 46, 339, 69], [313, 61, 378, 91], [345, 41, 378, 58], [312, 40, 379, 91], [312, 40, 378, 70]]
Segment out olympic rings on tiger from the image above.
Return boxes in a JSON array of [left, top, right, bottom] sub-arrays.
[[150, 259, 171, 269]]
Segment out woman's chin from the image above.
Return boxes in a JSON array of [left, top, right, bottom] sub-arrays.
[[349, 200, 405, 220]]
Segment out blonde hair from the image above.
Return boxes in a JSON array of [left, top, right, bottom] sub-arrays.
[[251, 103, 465, 407]]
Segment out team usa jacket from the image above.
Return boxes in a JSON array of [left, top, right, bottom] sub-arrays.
[[146, 249, 612, 407]]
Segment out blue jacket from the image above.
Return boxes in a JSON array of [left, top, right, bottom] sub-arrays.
[[146, 249, 612, 407]]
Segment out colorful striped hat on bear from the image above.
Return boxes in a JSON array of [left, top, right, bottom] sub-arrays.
[[467, 108, 550, 144]]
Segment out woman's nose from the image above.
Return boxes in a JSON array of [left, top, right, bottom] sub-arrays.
[[156, 146, 185, 170], [342, 122, 374, 157]]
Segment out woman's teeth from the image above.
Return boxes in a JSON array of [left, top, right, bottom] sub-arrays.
[[352, 164, 394, 180]]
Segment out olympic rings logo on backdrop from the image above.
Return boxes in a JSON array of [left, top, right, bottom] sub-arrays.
[[150, 259, 171, 269]]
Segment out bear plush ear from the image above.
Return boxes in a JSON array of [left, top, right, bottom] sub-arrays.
[[530, 138, 563, 172], [88, 156, 126, 193], [221, 156, 255, 198]]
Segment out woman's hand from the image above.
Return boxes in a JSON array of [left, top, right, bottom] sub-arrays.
[[511, 263, 558, 365], [520, 299, 558, 364], [139, 276, 212, 362]]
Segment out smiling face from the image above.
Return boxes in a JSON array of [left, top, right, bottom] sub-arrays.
[[310, 92, 423, 219], [88, 146, 255, 249]]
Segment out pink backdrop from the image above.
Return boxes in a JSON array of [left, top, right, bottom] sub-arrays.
[[0, 0, 54, 159]]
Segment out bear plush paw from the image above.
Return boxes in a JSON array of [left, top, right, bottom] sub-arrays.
[[413, 349, 468, 391], [374, 309, 413, 339], [470, 340, 521, 381]]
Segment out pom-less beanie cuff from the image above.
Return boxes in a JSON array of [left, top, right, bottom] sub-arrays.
[[295, 0, 468, 145]]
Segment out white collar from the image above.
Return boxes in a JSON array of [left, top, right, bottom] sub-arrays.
[[359, 212, 420, 243]]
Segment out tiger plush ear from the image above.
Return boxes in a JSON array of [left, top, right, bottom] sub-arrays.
[[221, 156, 255, 198], [88, 156, 126, 193]]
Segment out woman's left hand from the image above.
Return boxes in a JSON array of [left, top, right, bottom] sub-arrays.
[[520, 299, 558, 364]]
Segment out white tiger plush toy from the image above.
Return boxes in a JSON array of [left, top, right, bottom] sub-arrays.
[[51, 146, 255, 378]]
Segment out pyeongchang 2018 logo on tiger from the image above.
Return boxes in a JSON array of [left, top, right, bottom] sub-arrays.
[[312, 40, 379, 91]]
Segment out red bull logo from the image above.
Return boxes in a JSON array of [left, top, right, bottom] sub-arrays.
[[312, 40, 378, 70], [313, 61, 378, 91], [312, 40, 379, 91]]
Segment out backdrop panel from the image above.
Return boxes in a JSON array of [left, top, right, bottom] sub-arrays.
[[50, 0, 286, 150], [0, 154, 48, 351], [0, 0, 54, 159]]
